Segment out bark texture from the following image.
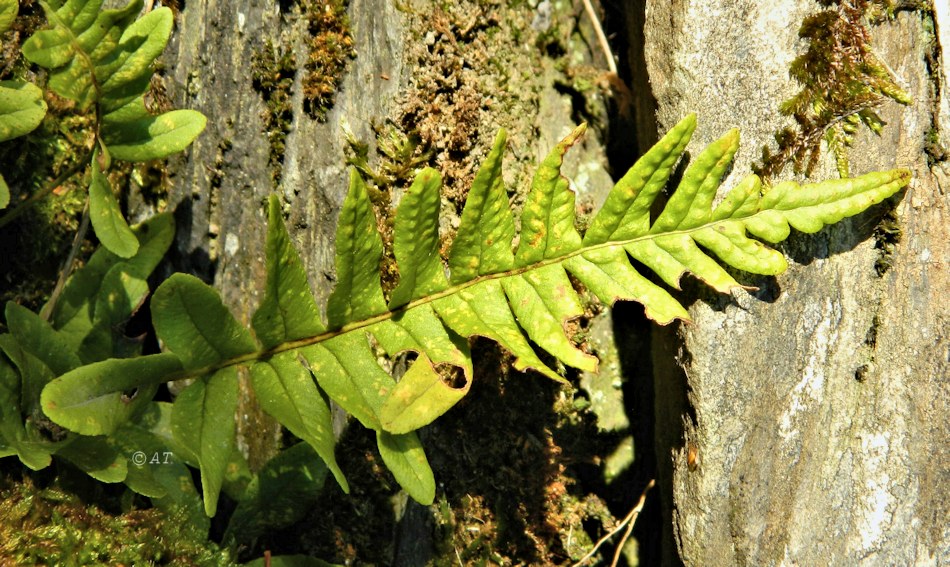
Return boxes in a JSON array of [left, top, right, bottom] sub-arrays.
[[160, 0, 628, 562], [640, 2, 949, 565]]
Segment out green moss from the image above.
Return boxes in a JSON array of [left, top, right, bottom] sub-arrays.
[[300, 0, 356, 121], [754, 0, 914, 181], [252, 0, 355, 187], [924, 125, 947, 163], [252, 39, 297, 186], [0, 475, 234, 566]]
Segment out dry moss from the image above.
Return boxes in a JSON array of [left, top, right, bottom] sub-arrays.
[[395, 1, 551, 241]]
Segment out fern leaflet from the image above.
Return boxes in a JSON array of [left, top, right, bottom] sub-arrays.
[[0, 0, 48, 209]]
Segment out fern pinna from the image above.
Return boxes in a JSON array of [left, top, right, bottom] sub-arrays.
[[40, 114, 909, 513], [0, 0, 47, 209]]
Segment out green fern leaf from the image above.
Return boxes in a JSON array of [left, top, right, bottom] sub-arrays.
[[376, 429, 435, 505], [326, 170, 388, 327], [116, 402, 210, 535], [49, 212, 174, 360], [24, 0, 150, 107], [40, 353, 180, 435], [150, 273, 257, 369], [22, 1, 207, 160], [14, 0, 204, 273], [0, 0, 16, 33], [389, 168, 448, 308], [438, 130, 568, 381], [103, 106, 208, 162], [223, 442, 329, 546], [41, 115, 910, 510], [4, 302, 82, 378], [23, 0, 143, 106], [250, 354, 346, 490], [2, 213, 175, 474], [0, 354, 55, 470], [171, 367, 239, 517], [89, 148, 139, 257], [56, 435, 127, 483], [0, 81, 47, 143], [0, 78, 48, 208], [249, 198, 346, 490], [448, 130, 514, 281], [252, 197, 327, 349]]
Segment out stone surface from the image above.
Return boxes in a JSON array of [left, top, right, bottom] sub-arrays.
[[641, 2, 949, 565]]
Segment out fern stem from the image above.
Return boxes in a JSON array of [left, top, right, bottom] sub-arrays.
[[40, 198, 91, 322], [155, 212, 766, 384]]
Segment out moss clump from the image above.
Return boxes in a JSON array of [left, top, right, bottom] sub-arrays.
[[0, 0, 43, 78], [872, 208, 901, 276], [754, 0, 912, 180], [0, 476, 234, 566], [252, 0, 355, 186], [252, 39, 297, 186], [300, 0, 355, 121]]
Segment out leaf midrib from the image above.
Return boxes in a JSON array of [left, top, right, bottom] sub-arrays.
[[161, 211, 767, 384]]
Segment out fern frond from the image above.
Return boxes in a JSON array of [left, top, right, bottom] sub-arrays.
[[22, 0, 206, 159], [40, 116, 910, 509], [0, 0, 15, 32], [18, 0, 205, 257], [0, 81, 46, 144]]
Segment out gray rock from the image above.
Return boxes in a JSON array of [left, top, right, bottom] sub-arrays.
[[641, 2, 949, 565]]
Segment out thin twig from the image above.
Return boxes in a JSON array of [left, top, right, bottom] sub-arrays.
[[40, 197, 90, 322], [610, 491, 642, 567], [580, 0, 618, 75], [570, 479, 655, 567]]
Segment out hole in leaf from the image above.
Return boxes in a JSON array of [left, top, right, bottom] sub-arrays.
[[435, 362, 467, 389]]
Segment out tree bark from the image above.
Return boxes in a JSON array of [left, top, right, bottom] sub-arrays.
[[640, 2, 950, 565], [160, 0, 630, 562]]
